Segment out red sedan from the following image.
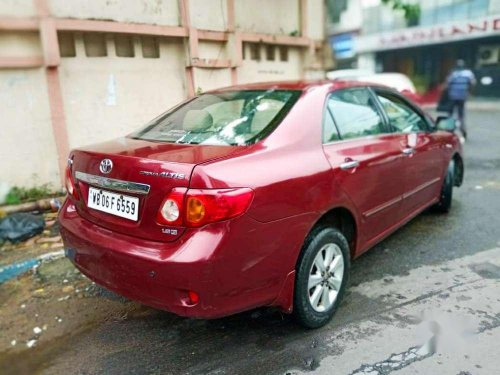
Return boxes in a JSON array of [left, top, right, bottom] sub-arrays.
[[60, 80, 464, 328]]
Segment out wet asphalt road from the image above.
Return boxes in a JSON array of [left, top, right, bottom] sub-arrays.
[[6, 109, 500, 375]]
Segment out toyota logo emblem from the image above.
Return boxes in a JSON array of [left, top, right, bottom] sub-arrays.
[[99, 159, 113, 174]]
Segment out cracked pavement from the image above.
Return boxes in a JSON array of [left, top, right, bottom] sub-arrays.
[[1, 109, 500, 375], [298, 246, 500, 375]]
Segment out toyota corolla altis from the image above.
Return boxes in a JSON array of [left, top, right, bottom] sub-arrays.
[[60, 80, 464, 328]]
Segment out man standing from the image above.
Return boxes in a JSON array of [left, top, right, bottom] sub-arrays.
[[446, 59, 476, 139]]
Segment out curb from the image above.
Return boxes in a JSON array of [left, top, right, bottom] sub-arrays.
[[422, 102, 499, 111], [0, 250, 65, 284]]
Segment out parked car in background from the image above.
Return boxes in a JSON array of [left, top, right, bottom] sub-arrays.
[[60, 80, 464, 328], [325, 69, 375, 81], [327, 70, 422, 104]]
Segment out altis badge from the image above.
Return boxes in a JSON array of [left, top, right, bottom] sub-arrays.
[[139, 171, 186, 179]]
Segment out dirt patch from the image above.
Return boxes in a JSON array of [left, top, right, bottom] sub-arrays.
[[0, 257, 144, 359], [1, 210, 149, 372]]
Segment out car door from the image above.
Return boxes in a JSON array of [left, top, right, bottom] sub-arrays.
[[373, 89, 447, 216], [322, 87, 407, 247]]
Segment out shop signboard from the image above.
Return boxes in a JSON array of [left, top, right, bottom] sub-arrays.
[[355, 15, 500, 53]]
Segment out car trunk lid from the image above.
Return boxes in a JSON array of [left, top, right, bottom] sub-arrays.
[[69, 137, 241, 242]]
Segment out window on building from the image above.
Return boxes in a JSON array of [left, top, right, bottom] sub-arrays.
[[266, 45, 275, 61], [279, 46, 288, 62], [115, 34, 135, 57], [469, 0, 489, 19], [58, 32, 76, 57], [451, 0, 469, 21], [420, 0, 490, 27], [141, 36, 160, 58], [436, 0, 455, 24], [249, 43, 261, 61], [83, 33, 107, 57], [327, 0, 348, 24], [242, 42, 247, 60]]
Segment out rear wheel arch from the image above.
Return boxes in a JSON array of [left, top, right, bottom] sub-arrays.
[[275, 207, 358, 315], [303, 207, 358, 261]]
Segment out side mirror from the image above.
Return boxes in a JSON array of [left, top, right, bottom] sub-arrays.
[[436, 116, 457, 132]]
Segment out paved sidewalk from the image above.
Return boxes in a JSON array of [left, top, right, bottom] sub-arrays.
[[291, 246, 500, 375], [423, 99, 499, 111]]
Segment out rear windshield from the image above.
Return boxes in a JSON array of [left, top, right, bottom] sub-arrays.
[[130, 90, 301, 146]]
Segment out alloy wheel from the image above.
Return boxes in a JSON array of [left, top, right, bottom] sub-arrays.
[[308, 243, 344, 312]]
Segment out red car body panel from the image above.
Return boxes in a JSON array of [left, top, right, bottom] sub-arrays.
[[59, 80, 463, 318]]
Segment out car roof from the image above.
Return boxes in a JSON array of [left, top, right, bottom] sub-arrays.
[[211, 79, 390, 93]]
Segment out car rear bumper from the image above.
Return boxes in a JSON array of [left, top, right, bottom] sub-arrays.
[[59, 199, 313, 318], [60, 208, 210, 317]]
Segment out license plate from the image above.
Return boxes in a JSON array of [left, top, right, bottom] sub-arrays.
[[87, 187, 139, 221]]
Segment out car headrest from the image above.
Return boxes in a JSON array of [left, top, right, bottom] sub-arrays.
[[182, 109, 213, 132]]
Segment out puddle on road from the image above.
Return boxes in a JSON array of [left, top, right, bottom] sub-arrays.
[[469, 262, 500, 279]]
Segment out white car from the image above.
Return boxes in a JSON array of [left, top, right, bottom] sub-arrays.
[[326, 69, 374, 81], [327, 71, 417, 94]]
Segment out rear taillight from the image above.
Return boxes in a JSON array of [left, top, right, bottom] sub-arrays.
[[185, 188, 254, 227], [157, 188, 186, 226], [157, 188, 254, 228], [65, 165, 79, 200]]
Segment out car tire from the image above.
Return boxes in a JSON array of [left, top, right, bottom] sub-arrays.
[[433, 160, 455, 213], [293, 226, 350, 329]]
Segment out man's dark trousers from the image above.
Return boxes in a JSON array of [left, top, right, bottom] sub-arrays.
[[448, 100, 466, 137]]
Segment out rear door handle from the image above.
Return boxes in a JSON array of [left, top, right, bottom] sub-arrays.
[[402, 147, 415, 156], [340, 160, 360, 170]]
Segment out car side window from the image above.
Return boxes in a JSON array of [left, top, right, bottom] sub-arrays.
[[326, 88, 386, 140], [323, 110, 341, 143], [375, 93, 429, 133]]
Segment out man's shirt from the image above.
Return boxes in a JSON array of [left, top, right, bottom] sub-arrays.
[[447, 69, 476, 101]]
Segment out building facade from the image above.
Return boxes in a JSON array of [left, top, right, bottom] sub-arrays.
[[0, 0, 325, 189], [329, 0, 500, 97]]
